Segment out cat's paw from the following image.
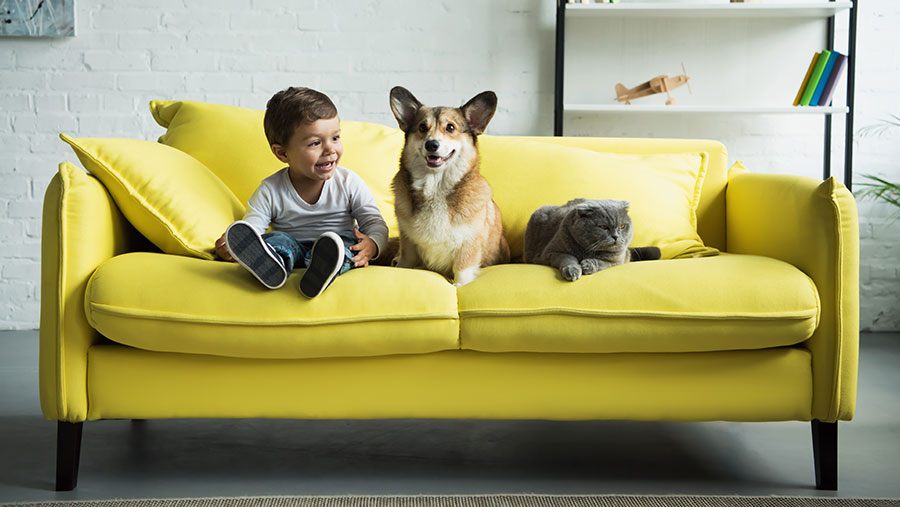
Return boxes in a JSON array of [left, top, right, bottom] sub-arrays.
[[560, 264, 582, 281], [390, 256, 400, 267], [580, 259, 600, 275]]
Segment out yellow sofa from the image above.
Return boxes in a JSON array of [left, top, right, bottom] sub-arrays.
[[41, 100, 859, 491]]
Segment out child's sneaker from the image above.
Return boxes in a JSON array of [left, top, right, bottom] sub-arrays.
[[299, 231, 345, 298], [225, 221, 288, 289]]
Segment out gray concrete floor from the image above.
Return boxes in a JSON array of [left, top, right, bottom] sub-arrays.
[[1, 330, 898, 503]]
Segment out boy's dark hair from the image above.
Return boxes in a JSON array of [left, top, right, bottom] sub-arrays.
[[264, 87, 338, 146]]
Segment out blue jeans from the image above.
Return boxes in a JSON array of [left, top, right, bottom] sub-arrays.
[[262, 231, 355, 276]]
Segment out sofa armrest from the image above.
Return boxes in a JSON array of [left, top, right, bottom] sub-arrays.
[[726, 170, 859, 422], [40, 162, 144, 422]]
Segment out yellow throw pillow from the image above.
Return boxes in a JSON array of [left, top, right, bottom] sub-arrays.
[[478, 136, 718, 259], [149, 100, 402, 235], [60, 134, 245, 260], [150, 100, 279, 207]]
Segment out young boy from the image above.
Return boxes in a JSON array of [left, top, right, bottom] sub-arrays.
[[215, 87, 388, 298]]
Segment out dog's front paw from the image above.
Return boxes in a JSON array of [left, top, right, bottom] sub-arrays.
[[390, 256, 400, 267], [452, 266, 480, 287], [560, 264, 581, 281]]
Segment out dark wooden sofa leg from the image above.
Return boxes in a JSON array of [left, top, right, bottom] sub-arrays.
[[812, 419, 837, 490], [56, 421, 83, 491]]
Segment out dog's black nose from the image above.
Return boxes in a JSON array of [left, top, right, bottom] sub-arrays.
[[425, 139, 439, 153]]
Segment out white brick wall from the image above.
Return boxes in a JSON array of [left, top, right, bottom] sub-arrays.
[[0, 0, 897, 331]]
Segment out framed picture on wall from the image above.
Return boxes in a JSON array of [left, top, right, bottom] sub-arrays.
[[1, 0, 75, 37]]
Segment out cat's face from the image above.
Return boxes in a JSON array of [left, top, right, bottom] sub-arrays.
[[568, 200, 633, 252]]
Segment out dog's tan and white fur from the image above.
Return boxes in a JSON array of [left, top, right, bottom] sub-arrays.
[[389, 86, 510, 287]]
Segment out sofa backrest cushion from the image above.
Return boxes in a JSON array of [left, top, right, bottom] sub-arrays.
[[149, 99, 721, 260], [60, 134, 245, 260], [523, 136, 728, 253], [478, 136, 715, 259]]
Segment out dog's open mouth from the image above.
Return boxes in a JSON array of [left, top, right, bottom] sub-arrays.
[[426, 150, 455, 168]]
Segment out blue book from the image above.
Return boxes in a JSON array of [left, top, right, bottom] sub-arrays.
[[817, 53, 847, 106], [810, 51, 839, 106]]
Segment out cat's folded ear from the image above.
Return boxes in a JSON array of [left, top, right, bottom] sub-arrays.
[[619, 200, 631, 211]]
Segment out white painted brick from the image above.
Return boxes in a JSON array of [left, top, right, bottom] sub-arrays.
[[230, 11, 297, 31], [77, 115, 143, 137], [236, 94, 272, 110], [6, 200, 43, 220], [161, 10, 231, 31], [117, 73, 185, 93], [185, 0, 250, 9], [0, 93, 31, 113], [23, 218, 41, 238], [30, 133, 71, 154], [0, 282, 31, 303], [34, 114, 79, 135], [10, 115, 38, 133], [185, 73, 252, 92], [0, 134, 31, 157], [13, 48, 82, 71], [91, 9, 161, 31], [220, 54, 281, 73], [202, 94, 243, 107], [103, 94, 137, 112], [1, 71, 47, 89], [151, 52, 219, 72], [870, 265, 898, 282], [118, 32, 185, 51], [281, 49, 349, 73], [0, 221, 25, 241], [320, 73, 390, 93], [32, 176, 51, 202], [185, 32, 249, 51], [252, 74, 314, 94], [49, 72, 114, 90], [84, 51, 151, 71], [34, 93, 67, 114], [69, 94, 103, 113], [252, 0, 315, 10], [2, 302, 41, 328], [297, 10, 337, 31], [362, 94, 391, 115]]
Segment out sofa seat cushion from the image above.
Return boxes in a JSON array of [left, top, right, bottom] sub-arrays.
[[457, 254, 820, 354], [85, 252, 459, 360]]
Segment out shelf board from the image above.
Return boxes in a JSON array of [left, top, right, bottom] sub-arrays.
[[564, 104, 849, 114], [565, 2, 853, 19]]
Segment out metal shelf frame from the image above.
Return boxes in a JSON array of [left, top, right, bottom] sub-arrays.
[[553, 0, 859, 189]]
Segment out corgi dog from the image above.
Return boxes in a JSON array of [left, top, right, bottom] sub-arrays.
[[388, 86, 510, 287]]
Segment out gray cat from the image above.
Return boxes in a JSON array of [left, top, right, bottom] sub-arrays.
[[523, 199, 660, 281]]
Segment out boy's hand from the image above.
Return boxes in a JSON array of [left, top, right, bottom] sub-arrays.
[[349, 229, 377, 267], [215, 232, 234, 261]]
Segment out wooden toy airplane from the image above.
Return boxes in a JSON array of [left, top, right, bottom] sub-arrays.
[[615, 64, 692, 105]]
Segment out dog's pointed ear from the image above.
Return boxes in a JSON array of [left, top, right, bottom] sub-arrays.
[[390, 86, 422, 132], [461, 91, 497, 136]]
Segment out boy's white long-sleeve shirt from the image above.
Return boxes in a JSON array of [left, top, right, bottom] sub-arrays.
[[241, 166, 389, 258]]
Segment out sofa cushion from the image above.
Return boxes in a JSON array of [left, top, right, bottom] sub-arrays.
[[150, 100, 718, 260], [60, 134, 245, 260], [479, 137, 717, 260], [149, 99, 403, 236], [85, 253, 459, 359], [457, 254, 820, 354]]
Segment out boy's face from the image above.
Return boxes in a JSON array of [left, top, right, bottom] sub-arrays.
[[271, 116, 342, 184]]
